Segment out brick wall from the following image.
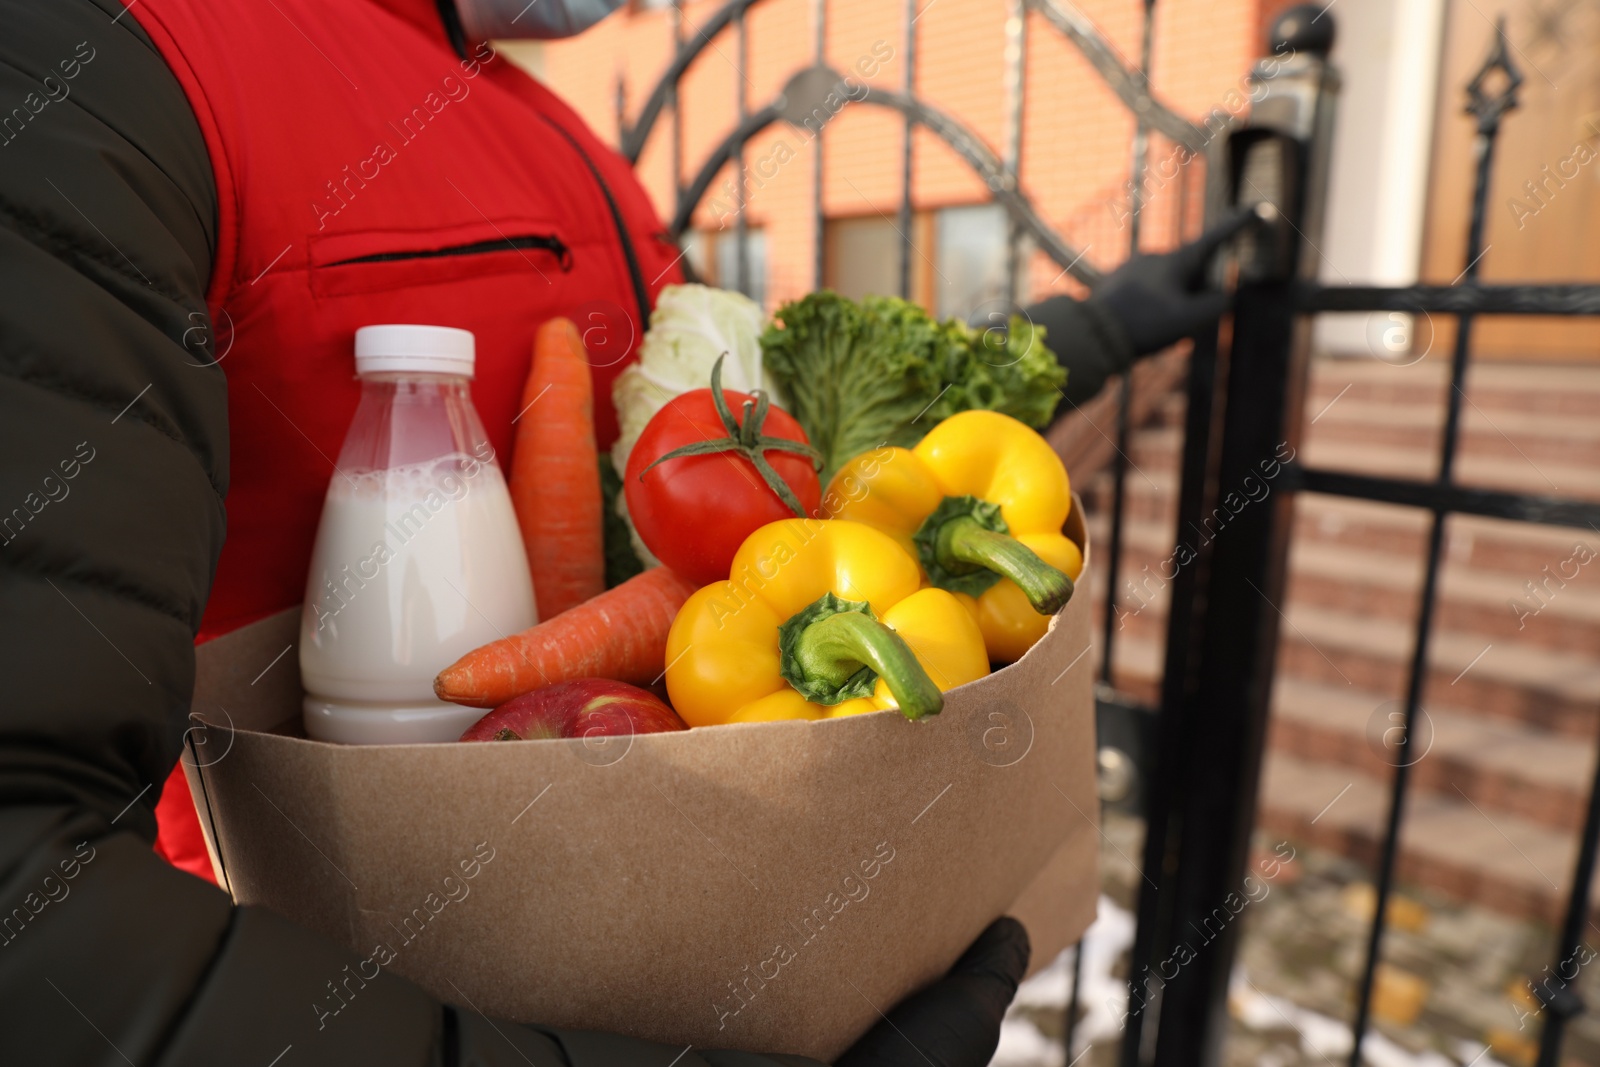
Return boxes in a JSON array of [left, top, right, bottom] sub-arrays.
[[540, 0, 1268, 310]]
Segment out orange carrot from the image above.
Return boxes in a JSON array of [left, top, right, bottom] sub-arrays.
[[511, 317, 605, 621], [434, 566, 698, 708]]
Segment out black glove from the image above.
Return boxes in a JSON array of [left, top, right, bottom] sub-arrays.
[[1086, 206, 1260, 358], [836, 918, 1030, 1067]]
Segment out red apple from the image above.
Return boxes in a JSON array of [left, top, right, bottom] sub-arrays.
[[460, 679, 688, 742]]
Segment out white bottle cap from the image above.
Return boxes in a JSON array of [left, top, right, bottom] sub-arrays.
[[354, 325, 476, 378]]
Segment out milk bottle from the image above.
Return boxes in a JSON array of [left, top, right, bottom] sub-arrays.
[[300, 325, 536, 743]]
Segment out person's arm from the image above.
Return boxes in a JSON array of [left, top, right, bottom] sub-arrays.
[[0, 2, 465, 1062], [1029, 208, 1258, 410], [0, 4, 1022, 1065], [1023, 294, 1137, 410]]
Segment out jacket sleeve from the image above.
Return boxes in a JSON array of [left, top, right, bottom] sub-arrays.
[[1024, 293, 1136, 413], [0, 4, 817, 1067]]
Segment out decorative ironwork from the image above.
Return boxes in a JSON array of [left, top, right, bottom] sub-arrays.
[[1280, 11, 1597, 1067], [1344, 16, 1520, 1066], [666, 104, 782, 237], [860, 86, 1104, 285], [613, 2, 1600, 1063], [664, 72, 1105, 287], [1285, 465, 1600, 530], [1301, 282, 1600, 315], [1027, 0, 1207, 151], [1465, 16, 1523, 136], [896, 0, 916, 299], [1002, 0, 1027, 304], [623, 0, 1217, 295], [619, 0, 762, 163]]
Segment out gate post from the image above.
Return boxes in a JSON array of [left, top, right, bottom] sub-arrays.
[[1125, 7, 1340, 1065]]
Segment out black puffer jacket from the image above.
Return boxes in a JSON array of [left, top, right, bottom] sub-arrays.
[[0, 2, 1058, 1064]]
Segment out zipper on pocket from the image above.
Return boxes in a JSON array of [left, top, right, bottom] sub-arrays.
[[327, 234, 573, 271]]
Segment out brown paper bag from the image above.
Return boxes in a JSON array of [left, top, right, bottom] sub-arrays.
[[182, 507, 1098, 1061]]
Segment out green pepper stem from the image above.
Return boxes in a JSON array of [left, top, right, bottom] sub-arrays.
[[791, 611, 944, 721], [937, 516, 1074, 615]]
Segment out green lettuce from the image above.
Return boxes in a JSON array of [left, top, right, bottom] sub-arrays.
[[955, 312, 1068, 430], [762, 292, 1066, 481]]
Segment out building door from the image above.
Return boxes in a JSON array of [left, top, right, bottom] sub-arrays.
[[1420, 0, 1600, 361]]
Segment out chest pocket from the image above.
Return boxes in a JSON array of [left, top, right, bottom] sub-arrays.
[[308, 220, 573, 298]]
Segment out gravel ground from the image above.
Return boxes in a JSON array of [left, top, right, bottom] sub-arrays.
[[994, 811, 1600, 1067]]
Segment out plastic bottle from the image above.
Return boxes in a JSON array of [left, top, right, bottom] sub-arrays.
[[299, 325, 536, 743]]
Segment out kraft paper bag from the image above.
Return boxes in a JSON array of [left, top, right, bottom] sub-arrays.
[[182, 507, 1098, 1061]]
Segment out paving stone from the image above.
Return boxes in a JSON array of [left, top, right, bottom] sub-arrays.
[[999, 811, 1600, 1067]]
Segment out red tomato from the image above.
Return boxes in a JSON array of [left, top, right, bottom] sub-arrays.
[[625, 388, 820, 586]]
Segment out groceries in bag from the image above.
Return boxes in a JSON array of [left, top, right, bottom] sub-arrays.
[[299, 325, 535, 744], [510, 318, 606, 620], [624, 355, 821, 586], [213, 298, 1099, 1054], [305, 292, 1077, 741], [825, 409, 1083, 663], [458, 679, 687, 741], [434, 565, 696, 709]]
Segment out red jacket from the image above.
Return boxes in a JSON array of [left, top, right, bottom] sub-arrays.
[[129, 0, 682, 879]]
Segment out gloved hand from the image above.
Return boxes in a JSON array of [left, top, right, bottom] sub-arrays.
[[1087, 206, 1261, 357], [835, 918, 1030, 1067]]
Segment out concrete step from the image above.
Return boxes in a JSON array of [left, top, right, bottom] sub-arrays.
[[1146, 389, 1186, 430], [1299, 438, 1600, 502], [1258, 751, 1597, 924], [1080, 467, 1179, 525], [1118, 426, 1600, 502], [1292, 497, 1599, 581], [1086, 478, 1600, 582], [1099, 596, 1600, 738], [1078, 357, 1600, 921], [1267, 677, 1597, 833], [1131, 409, 1600, 476], [1304, 359, 1600, 419], [1305, 399, 1600, 466], [1087, 515, 1600, 656], [1275, 604, 1600, 738], [1091, 620, 1600, 858], [1285, 538, 1600, 656]]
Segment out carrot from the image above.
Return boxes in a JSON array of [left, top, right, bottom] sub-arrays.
[[434, 566, 698, 708], [511, 317, 605, 621]]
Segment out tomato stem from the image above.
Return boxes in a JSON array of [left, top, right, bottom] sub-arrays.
[[637, 354, 822, 517]]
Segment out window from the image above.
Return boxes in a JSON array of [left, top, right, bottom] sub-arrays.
[[821, 205, 1023, 320], [823, 213, 933, 305], [714, 228, 767, 309], [683, 227, 768, 309], [933, 203, 1024, 322]]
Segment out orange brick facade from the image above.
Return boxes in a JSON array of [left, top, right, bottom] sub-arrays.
[[540, 0, 1273, 312]]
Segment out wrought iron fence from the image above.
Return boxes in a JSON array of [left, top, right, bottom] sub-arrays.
[[618, 0, 1216, 293], [616, 2, 1600, 1063]]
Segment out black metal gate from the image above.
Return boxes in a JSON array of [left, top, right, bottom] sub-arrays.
[[617, 2, 1600, 1062], [1126, 10, 1600, 1066]]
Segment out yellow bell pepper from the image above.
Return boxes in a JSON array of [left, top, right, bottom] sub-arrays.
[[665, 519, 990, 726], [825, 409, 1082, 663]]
